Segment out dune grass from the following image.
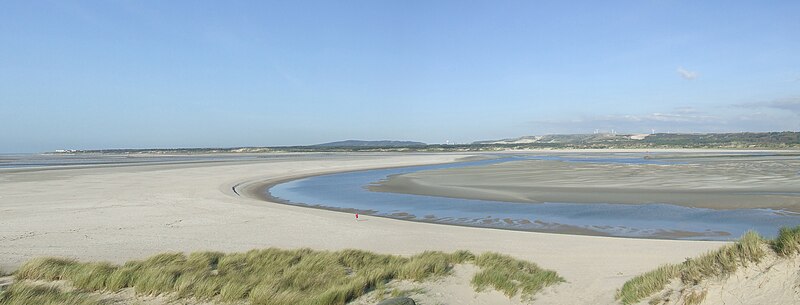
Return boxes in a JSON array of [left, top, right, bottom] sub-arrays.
[[10, 248, 560, 305], [772, 225, 800, 256], [471, 252, 564, 299], [0, 282, 101, 305], [617, 264, 680, 305], [679, 230, 764, 285], [617, 227, 799, 305]]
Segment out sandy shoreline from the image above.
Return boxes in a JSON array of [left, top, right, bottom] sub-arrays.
[[233, 154, 493, 202], [0, 152, 726, 304]]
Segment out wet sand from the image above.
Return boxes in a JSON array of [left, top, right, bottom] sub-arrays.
[[371, 154, 800, 212]]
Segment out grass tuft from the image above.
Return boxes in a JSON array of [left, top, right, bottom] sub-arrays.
[[616, 264, 680, 305], [105, 262, 139, 291], [399, 251, 453, 281], [69, 262, 117, 291], [0, 282, 101, 305], [772, 226, 800, 256], [680, 230, 764, 285], [471, 252, 564, 299], [14, 257, 76, 281]]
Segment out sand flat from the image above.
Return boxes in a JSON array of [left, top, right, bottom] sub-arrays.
[[0, 152, 724, 304], [371, 156, 800, 212]]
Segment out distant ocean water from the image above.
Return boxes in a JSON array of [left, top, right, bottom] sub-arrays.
[[0, 153, 264, 169]]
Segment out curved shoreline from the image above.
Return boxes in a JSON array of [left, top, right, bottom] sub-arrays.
[[230, 155, 615, 239], [234, 154, 492, 203], [249, 176, 619, 239], [239, 156, 753, 240], [233, 155, 619, 238]]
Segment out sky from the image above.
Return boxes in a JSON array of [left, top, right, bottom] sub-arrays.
[[1, 1, 799, 152]]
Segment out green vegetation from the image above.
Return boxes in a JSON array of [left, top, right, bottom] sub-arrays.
[[679, 231, 764, 285], [471, 252, 564, 299], [642, 132, 800, 148], [0, 282, 101, 305], [617, 264, 680, 305], [618, 228, 800, 305], [52, 132, 800, 154], [772, 226, 800, 256], [9, 248, 561, 305]]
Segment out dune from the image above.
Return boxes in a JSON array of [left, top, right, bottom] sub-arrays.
[[694, 254, 800, 305], [645, 253, 800, 305], [621, 229, 800, 305]]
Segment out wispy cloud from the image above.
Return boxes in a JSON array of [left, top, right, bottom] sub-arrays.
[[673, 106, 700, 114], [529, 103, 799, 134], [676, 67, 698, 80], [530, 108, 724, 133], [766, 98, 800, 113], [738, 97, 800, 114], [644, 112, 717, 122]]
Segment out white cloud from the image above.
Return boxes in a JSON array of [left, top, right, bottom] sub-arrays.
[[586, 111, 718, 124], [677, 67, 698, 80]]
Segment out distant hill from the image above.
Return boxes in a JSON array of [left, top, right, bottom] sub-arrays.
[[312, 140, 427, 147]]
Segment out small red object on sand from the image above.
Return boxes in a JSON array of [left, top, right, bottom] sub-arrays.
[[356, 213, 359, 220]]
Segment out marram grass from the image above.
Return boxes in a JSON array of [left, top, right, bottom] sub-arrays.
[[616, 264, 680, 305], [8, 248, 561, 305], [772, 225, 800, 256], [471, 252, 564, 299], [0, 282, 101, 305], [617, 227, 800, 305], [679, 230, 764, 285]]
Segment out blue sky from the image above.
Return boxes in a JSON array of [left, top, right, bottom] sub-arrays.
[[1, 1, 799, 152]]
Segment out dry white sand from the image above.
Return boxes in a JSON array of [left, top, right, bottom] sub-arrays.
[[0, 152, 726, 304], [694, 254, 800, 305]]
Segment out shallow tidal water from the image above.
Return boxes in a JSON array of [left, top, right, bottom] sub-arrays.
[[268, 154, 800, 240]]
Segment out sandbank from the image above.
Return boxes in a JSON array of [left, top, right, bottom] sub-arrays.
[[371, 154, 800, 212]]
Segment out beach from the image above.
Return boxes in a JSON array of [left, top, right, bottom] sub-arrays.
[[0, 152, 725, 304]]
